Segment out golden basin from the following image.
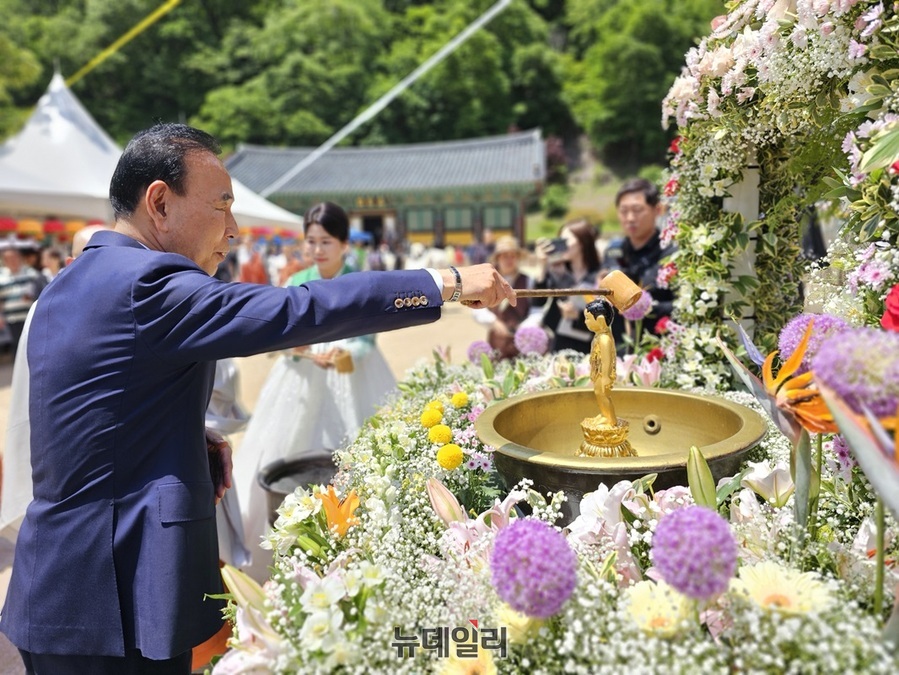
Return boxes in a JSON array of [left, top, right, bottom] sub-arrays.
[[475, 387, 767, 524]]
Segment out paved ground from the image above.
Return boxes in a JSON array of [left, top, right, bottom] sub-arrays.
[[0, 302, 483, 673]]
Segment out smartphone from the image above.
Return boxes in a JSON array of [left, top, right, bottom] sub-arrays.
[[548, 237, 568, 257]]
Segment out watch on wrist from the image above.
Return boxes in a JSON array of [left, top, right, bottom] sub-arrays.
[[448, 266, 463, 302]]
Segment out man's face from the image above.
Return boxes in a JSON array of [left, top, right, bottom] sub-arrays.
[[617, 191, 660, 249], [163, 151, 238, 275], [2, 249, 22, 272]]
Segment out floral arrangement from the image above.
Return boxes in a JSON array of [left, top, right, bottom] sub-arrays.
[[208, 3, 899, 672], [213, 330, 899, 673], [661, 0, 899, 390]]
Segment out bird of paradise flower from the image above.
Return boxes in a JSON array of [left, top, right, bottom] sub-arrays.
[[716, 320, 835, 532]]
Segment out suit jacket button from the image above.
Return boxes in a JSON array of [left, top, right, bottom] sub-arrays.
[[403, 297, 413, 307], [420, 296, 429, 306], [394, 298, 404, 309]]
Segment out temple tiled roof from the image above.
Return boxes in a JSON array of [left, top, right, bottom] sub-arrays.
[[225, 129, 545, 195]]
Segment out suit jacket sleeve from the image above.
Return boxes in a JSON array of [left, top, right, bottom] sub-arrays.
[[131, 259, 442, 364]]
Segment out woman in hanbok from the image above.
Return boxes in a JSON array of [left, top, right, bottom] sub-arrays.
[[234, 202, 395, 580]]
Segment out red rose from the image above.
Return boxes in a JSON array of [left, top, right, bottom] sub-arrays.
[[890, 161, 899, 175], [646, 347, 664, 363], [882, 284, 899, 332], [669, 137, 681, 155], [664, 178, 679, 197], [655, 316, 671, 334]]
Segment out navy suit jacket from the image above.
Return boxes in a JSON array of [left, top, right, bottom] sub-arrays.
[[0, 231, 442, 658]]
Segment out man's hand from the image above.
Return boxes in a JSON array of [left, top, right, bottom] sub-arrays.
[[440, 263, 516, 309], [206, 428, 233, 504]]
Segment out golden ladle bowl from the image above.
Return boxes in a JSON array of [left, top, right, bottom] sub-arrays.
[[475, 387, 767, 524]]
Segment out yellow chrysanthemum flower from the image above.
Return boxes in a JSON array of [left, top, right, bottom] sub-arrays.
[[428, 424, 452, 445], [451, 391, 469, 408], [436, 444, 464, 470], [730, 561, 833, 615], [420, 408, 443, 428], [624, 580, 692, 638], [425, 399, 444, 413]]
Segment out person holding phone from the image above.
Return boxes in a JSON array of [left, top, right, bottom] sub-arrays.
[[469, 235, 534, 359], [532, 219, 603, 353]]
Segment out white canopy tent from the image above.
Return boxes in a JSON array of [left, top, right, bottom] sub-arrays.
[[0, 74, 303, 231]]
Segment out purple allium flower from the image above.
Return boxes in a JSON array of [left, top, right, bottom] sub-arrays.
[[812, 328, 899, 418], [490, 519, 577, 618], [514, 325, 549, 355], [467, 340, 494, 364], [778, 313, 850, 374], [651, 506, 737, 600], [622, 290, 653, 321]]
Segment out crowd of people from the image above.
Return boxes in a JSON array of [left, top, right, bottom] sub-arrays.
[[0, 115, 674, 673], [467, 177, 676, 360], [198, 175, 676, 367], [0, 239, 57, 355]]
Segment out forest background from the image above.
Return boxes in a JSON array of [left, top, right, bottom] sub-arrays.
[[0, 0, 724, 233]]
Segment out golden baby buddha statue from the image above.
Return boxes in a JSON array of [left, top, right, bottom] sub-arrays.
[[579, 298, 636, 458]]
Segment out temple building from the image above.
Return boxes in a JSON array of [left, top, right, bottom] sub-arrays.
[[225, 129, 545, 246]]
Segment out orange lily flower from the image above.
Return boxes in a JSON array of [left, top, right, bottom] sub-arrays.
[[763, 321, 838, 435], [316, 485, 360, 537]]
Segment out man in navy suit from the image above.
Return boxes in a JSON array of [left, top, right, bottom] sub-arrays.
[[0, 123, 514, 674]]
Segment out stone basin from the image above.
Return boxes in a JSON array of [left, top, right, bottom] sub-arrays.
[[475, 387, 767, 524]]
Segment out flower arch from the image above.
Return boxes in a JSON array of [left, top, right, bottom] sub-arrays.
[[661, 0, 899, 390]]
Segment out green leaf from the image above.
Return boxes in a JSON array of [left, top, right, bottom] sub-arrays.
[[865, 83, 893, 98], [792, 429, 812, 529], [687, 446, 717, 509], [480, 353, 494, 379], [859, 126, 899, 173], [883, 601, 899, 653], [821, 185, 858, 201], [737, 274, 759, 289], [869, 44, 899, 60], [716, 470, 748, 505], [632, 473, 657, 494], [819, 384, 899, 520], [502, 369, 516, 397]]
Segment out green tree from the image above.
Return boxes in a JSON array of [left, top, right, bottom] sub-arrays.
[[192, 0, 390, 149], [0, 28, 41, 138], [360, 0, 570, 143], [564, 0, 723, 168], [0, 0, 259, 144]]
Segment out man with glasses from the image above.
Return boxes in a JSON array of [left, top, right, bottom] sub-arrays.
[[602, 178, 676, 352]]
